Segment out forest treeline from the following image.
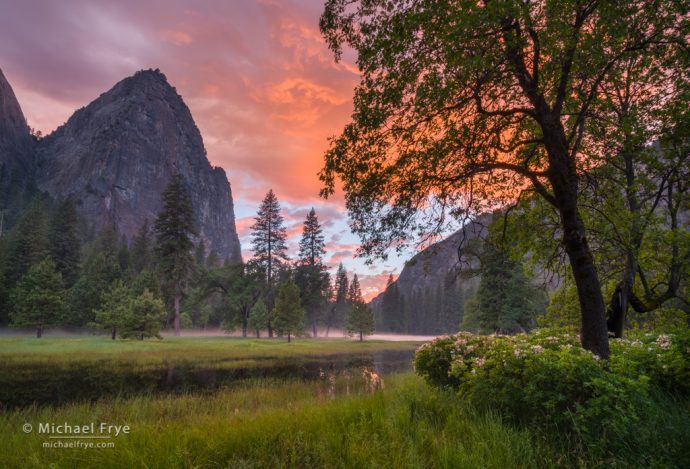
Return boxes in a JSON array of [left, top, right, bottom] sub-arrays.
[[0, 177, 374, 340]]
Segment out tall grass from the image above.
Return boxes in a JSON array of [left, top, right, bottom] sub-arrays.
[[0, 374, 558, 469]]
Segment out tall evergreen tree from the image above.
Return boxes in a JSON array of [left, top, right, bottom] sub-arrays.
[[326, 263, 349, 336], [347, 274, 363, 304], [66, 226, 122, 326], [251, 189, 289, 285], [250, 189, 288, 337], [273, 280, 304, 342], [47, 199, 80, 288], [154, 174, 196, 336], [295, 208, 329, 337], [3, 198, 48, 285], [297, 208, 326, 267], [10, 258, 65, 338], [472, 239, 546, 334]]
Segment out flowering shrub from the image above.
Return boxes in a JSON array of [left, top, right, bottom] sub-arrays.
[[609, 331, 690, 395], [414, 328, 689, 454]]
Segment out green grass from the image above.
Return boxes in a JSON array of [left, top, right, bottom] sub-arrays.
[[0, 336, 421, 366], [0, 373, 561, 469]]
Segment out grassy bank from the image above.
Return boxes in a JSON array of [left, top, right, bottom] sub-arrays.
[[0, 336, 420, 366], [1, 373, 561, 469]]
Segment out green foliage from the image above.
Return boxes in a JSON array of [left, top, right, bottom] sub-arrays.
[[272, 280, 304, 341], [92, 280, 132, 339], [154, 173, 196, 321], [250, 189, 288, 285], [119, 289, 165, 340], [2, 198, 48, 285], [472, 237, 545, 334], [248, 298, 269, 337], [10, 258, 64, 336], [66, 227, 122, 326], [415, 329, 690, 459], [47, 199, 80, 287], [346, 302, 374, 341]]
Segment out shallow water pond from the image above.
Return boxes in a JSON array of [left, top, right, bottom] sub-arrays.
[[0, 349, 414, 408]]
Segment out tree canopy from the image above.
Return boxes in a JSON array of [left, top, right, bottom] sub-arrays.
[[319, 0, 687, 357]]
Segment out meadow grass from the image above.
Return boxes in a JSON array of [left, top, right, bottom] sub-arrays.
[[0, 336, 420, 366], [0, 373, 562, 469]]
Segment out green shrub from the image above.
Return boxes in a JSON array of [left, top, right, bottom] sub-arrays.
[[414, 329, 689, 457]]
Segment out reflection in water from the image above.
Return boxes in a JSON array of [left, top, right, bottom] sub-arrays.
[[0, 350, 414, 409]]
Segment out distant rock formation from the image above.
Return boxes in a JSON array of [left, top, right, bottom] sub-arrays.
[[370, 215, 491, 334], [0, 68, 241, 261], [0, 68, 36, 228]]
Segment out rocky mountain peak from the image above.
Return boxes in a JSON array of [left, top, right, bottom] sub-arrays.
[[0, 67, 32, 152], [33, 69, 242, 262]]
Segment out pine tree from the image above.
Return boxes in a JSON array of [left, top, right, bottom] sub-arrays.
[[326, 263, 349, 336], [250, 189, 288, 337], [347, 302, 375, 341], [297, 208, 326, 267], [4, 198, 48, 285], [472, 238, 546, 334], [119, 289, 165, 340], [93, 279, 131, 340], [248, 298, 269, 338], [251, 189, 288, 285], [10, 258, 65, 338], [154, 174, 196, 336], [47, 199, 80, 287], [295, 208, 329, 337], [66, 227, 122, 326], [272, 280, 304, 342], [347, 274, 363, 304]]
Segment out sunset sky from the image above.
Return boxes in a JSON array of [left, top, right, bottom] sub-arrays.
[[0, 0, 420, 299]]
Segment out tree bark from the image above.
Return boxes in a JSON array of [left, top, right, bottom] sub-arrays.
[[268, 322, 274, 338], [255, 329, 260, 338], [543, 116, 610, 358], [111, 326, 117, 340], [36, 325, 43, 338], [287, 332, 291, 343], [312, 320, 318, 338], [359, 331, 363, 342]]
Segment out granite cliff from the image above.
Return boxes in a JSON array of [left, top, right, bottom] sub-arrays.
[[0, 68, 241, 262], [370, 215, 490, 333]]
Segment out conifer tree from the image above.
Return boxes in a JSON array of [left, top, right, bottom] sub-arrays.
[[326, 263, 349, 336], [347, 274, 363, 304], [248, 298, 269, 338], [347, 301, 374, 341], [272, 280, 304, 342], [4, 198, 48, 285], [119, 289, 165, 340], [297, 208, 326, 267], [66, 226, 122, 326], [154, 174, 196, 336], [93, 279, 131, 340], [250, 189, 288, 337], [48, 199, 80, 287], [10, 258, 65, 338], [295, 208, 329, 337], [250, 189, 289, 286]]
